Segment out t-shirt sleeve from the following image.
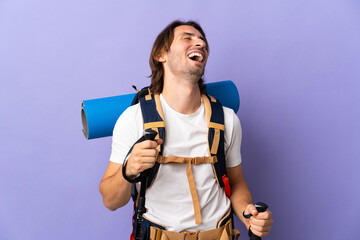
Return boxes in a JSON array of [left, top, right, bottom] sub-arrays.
[[224, 107, 242, 168], [109, 104, 143, 164]]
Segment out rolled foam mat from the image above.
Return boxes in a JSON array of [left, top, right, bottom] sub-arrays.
[[82, 80, 239, 139]]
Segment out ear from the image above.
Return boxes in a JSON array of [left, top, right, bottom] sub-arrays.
[[156, 50, 167, 63]]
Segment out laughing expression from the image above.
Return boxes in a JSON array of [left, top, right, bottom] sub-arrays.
[[160, 25, 209, 80]]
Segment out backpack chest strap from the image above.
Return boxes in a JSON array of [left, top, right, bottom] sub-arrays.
[[156, 156, 217, 225], [156, 156, 217, 164]]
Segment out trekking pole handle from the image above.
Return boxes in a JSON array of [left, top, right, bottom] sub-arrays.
[[243, 202, 269, 240], [135, 129, 158, 240], [144, 129, 157, 141], [141, 129, 158, 178]]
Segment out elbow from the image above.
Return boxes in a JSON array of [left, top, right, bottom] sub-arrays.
[[103, 196, 130, 211], [100, 192, 123, 211], [99, 187, 128, 211], [99, 179, 131, 211], [103, 199, 119, 211], [99, 183, 119, 211], [102, 198, 129, 211]]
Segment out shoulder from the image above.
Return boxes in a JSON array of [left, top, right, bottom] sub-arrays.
[[115, 103, 142, 126], [223, 106, 241, 131], [110, 103, 144, 163], [112, 103, 143, 143], [222, 106, 242, 167], [223, 106, 235, 120]]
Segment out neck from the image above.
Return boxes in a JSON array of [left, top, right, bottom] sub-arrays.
[[162, 76, 202, 114]]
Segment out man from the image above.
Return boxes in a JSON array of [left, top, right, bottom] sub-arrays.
[[100, 20, 273, 239]]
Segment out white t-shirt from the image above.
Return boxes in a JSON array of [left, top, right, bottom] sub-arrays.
[[110, 94, 242, 232]]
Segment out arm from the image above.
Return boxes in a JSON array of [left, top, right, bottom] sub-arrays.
[[227, 164, 253, 229], [99, 139, 162, 211], [227, 164, 273, 237], [99, 162, 131, 211]]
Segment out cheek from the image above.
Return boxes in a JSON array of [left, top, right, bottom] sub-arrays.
[[170, 42, 189, 52]]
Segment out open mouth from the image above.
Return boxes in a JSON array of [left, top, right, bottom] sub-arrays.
[[187, 51, 204, 63]]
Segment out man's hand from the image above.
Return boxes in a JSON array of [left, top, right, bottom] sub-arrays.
[[125, 139, 163, 178], [244, 204, 273, 237]]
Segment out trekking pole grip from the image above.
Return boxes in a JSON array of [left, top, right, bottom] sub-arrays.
[[135, 129, 158, 240], [144, 129, 157, 141], [242, 202, 268, 240]]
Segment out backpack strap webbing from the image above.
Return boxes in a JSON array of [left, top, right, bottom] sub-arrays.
[[138, 89, 165, 189], [129, 91, 231, 236], [202, 95, 230, 197], [156, 155, 218, 224], [130, 88, 167, 238]]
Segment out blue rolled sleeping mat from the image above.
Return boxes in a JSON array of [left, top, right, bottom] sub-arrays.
[[81, 80, 240, 140]]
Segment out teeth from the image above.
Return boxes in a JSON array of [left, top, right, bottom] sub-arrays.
[[188, 52, 203, 62]]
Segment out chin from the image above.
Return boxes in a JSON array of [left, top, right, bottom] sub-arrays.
[[189, 67, 205, 77]]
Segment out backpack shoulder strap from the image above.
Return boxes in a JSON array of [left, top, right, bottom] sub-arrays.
[[202, 94, 230, 197], [130, 88, 166, 201], [138, 88, 165, 188]]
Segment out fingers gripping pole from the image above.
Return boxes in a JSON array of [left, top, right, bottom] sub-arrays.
[[242, 202, 269, 240]]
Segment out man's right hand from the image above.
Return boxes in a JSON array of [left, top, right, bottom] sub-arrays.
[[125, 139, 163, 179]]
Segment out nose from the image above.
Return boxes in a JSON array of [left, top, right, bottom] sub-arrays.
[[195, 38, 206, 49]]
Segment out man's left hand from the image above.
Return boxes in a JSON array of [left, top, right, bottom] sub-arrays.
[[243, 204, 274, 237]]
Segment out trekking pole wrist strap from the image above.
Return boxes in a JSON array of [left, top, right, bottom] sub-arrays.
[[122, 134, 148, 183], [122, 160, 142, 183]]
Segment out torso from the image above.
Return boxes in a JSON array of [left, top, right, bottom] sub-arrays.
[[110, 94, 242, 232]]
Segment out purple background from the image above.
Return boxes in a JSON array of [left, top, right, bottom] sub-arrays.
[[1, 0, 359, 239]]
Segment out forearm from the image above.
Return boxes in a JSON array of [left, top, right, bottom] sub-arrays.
[[99, 164, 132, 211], [230, 179, 253, 229]]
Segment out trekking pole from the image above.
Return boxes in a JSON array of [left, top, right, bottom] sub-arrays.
[[243, 202, 269, 240], [135, 129, 158, 240]]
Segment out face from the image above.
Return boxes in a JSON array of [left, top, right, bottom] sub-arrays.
[[159, 25, 208, 81]]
